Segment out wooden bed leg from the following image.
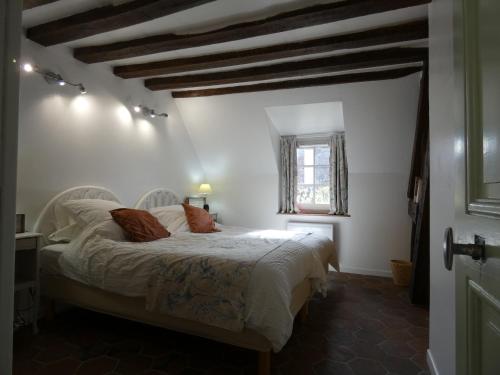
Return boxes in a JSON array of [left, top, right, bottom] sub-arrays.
[[46, 299, 56, 320], [258, 351, 271, 375], [298, 300, 309, 322]]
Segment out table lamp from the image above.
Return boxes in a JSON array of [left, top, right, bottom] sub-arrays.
[[198, 183, 212, 211]]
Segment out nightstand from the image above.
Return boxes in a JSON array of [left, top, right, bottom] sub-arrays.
[[210, 213, 218, 223], [15, 232, 41, 334]]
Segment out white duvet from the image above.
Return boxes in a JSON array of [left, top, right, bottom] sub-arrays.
[[58, 222, 337, 351]]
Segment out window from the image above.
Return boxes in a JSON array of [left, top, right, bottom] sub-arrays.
[[278, 133, 347, 215], [296, 143, 330, 212]]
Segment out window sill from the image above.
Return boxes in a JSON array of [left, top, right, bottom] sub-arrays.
[[277, 213, 351, 218]]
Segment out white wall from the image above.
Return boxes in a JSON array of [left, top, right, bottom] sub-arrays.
[[16, 39, 204, 228], [176, 74, 421, 276]]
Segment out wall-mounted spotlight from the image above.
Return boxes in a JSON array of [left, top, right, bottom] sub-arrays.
[[23, 63, 34, 73], [21, 62, 87, 95], [132, 105, 168, 119]]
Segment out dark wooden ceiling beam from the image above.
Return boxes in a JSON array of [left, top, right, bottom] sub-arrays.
[[74, 0, 431, 64], [171, 67, 423, 98], [114, 19, 428, 79], [23, 0, 59, 10], [26, 0, 216, 46], [145, 47, 427, 91]]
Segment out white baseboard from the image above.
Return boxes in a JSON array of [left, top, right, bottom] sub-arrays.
[[427, 349, 439, 375], [338, 265, 392, 278]]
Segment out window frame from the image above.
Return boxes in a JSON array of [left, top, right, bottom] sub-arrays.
[[295, 140, 331, 213]]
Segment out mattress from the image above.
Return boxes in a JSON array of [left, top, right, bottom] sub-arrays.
[[40, 243, 68, 275], [39, 234, 333, 281]]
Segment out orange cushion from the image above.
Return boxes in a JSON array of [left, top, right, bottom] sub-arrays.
[[182, 204, 220, 233], [110, 208, 170, 242]]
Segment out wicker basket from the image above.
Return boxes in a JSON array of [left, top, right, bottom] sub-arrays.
[[390, 260, 412, 286]]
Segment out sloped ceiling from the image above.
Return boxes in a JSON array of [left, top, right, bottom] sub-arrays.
[[176, 73, 421, 182], [265, 102, 344, 136]]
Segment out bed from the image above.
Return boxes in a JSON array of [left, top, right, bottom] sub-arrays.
[[35, 186, 337, 375]]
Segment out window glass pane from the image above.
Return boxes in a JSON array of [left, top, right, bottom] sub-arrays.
[[297, 185, 313, 204], [315, 147, 330, 165], [303, 167, 314, 184], [297, 148, 304, 166], [315, 166, 330, 185], [297, 167, 304, 184], [295, 141, 339, 208], [315, 185, 330, 205], [303, 148, 314, 166]]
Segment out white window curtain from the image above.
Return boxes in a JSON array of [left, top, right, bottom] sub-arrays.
[[279, 135, 297, 213], [329, 133, 348, 214]]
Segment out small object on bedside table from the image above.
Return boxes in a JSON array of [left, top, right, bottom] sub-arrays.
[[15, 232, 42, 334], [210, 213, 218, 223], [16, 214, 25, 233]]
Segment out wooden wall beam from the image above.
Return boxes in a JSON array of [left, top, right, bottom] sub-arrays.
[[114, 19, 428, 79], [74, 0, 431, 63], [26, 0, 216, 46], [23, 0, 58, 10], [146, 47, 427, 91], [171, 67, 423, 98]]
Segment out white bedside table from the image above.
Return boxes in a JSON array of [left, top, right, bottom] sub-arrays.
[[15, 232, 42, 334], [210, 213, 218, 223]]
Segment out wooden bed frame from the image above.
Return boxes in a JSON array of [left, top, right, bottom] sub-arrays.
[[41, 274, 311, 374], [34, 186, 318, 375]]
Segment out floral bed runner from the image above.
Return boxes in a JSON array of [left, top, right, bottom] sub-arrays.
[[145, 231, 306, 331]]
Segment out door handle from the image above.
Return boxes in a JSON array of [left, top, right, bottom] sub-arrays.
[[443, 227, 485, 271]]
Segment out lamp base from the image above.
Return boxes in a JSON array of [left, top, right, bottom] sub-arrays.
[[203, 204, 209, 212]]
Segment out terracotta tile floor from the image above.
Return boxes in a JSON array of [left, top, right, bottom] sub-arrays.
[[13, 272, 429, 375]]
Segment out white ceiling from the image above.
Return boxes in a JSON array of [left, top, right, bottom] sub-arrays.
[[265, 102, 344, 136], [22, 0, 428, 83]]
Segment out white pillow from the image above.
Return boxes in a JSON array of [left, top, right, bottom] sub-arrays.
[[149, 205, 189, 233], [48, 202, 84, 243], [93, 219, 127, 241], [54, 202, 76, 229], [48, 223, 81, 243], [63, 199, 123, 227]]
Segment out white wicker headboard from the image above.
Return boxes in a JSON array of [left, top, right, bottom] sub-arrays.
[[134, 188, 181, 210], [33, 186, 121, 245]]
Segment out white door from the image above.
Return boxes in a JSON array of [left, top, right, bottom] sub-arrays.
[[448, 0, 500, 374]]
